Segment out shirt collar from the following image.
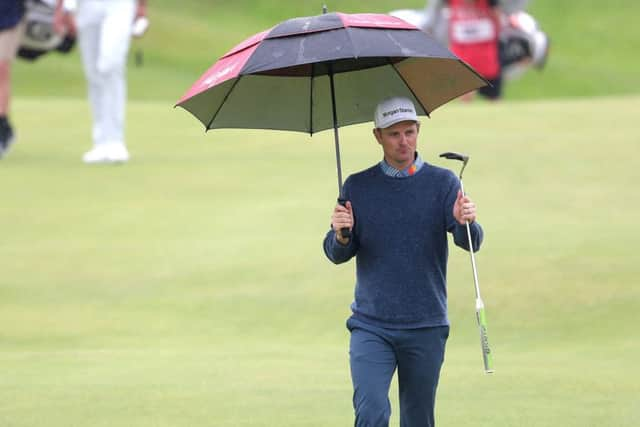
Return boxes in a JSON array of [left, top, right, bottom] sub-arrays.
[[379, 153, 424, 178]]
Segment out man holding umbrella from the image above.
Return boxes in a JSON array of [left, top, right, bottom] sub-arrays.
[[177, 11, 491, 423], [323, 97, 484, 427]]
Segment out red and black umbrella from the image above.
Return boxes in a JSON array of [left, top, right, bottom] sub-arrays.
[[176, 9, 487, 221]]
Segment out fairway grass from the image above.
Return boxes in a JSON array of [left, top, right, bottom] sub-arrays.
[[1, 95, 639, 426]]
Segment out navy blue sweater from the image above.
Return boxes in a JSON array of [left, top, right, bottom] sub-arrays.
[[323, 162, 483, 329]]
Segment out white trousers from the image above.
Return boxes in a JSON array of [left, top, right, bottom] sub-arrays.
[[76, 0, 136, 147]]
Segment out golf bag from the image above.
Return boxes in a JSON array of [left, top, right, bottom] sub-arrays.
[[17, 0, 76, 62], [499, 11, 549, 80], [390, 0, 549, 81]]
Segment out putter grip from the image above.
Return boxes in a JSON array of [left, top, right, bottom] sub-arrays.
[[337, 198, 351, 239], [476, 306, 494, 373]]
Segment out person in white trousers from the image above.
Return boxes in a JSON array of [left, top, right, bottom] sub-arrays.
[[54, 0, 147, 163]]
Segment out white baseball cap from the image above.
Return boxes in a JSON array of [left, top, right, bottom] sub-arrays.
[[374, 97, 419, 129]]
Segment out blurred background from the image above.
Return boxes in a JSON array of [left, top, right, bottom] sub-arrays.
[[13, 0, 640, 101]]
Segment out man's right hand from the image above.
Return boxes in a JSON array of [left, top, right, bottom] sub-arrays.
[[331, 201, 354, 245]]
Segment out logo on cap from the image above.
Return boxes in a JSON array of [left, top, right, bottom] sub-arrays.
[[382, 107, 415, 117]]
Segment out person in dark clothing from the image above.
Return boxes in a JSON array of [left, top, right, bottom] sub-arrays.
[[323, 97, 484, 427]]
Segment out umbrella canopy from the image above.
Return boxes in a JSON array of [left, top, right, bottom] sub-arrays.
[[176, 12, 487, 134]]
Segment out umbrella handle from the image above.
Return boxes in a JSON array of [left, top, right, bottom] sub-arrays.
[[337, 198, 352, 239]]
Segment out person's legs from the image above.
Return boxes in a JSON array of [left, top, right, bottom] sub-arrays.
[[0, 21, 24, 115], [477, 76, 502, 100], [77, 0, 134, 163], [97, 0, 135, 147], [0, 59, 11, 117], [0, 55, 11, 154], [76, 0, 106, 147], [348, 318, 397, 427], [0, 20, 25, 156], [396, 326, 449, 427]]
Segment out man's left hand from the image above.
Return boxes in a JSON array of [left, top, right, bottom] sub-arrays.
[[453, 189, 477, 225]]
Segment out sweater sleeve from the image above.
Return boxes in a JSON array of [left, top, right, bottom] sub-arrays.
[[444, 173, 484, 252], [323, 229, 359, 264], [451, 222, 483, 252], [322, 176, 359, 264]]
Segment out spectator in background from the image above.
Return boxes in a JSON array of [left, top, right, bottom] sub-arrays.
[[0, 0, 26, 159], [54, 0, 148, 164], [447, 0, 503, 100], [424, 0, 503, 101]]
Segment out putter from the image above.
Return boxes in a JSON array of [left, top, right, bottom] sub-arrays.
[[440, 152, 494, 374]]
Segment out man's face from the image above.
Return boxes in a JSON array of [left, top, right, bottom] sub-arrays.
[[373, 120, 420, 170]]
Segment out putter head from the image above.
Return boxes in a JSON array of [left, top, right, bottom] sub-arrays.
[[439, 151, 470, 180], [439, 152, 469, 163]]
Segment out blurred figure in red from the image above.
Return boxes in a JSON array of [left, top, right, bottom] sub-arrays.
[[447, 0, 503, 100], [390, 0, 549, 99]]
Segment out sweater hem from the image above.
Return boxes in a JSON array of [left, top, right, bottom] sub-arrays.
[[350, 311, 449, 330]]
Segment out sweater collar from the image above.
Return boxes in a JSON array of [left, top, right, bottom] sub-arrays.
[[379, 152, 424, 178]]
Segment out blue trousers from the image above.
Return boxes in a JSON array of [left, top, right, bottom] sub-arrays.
[[347, 317, 449, 427]]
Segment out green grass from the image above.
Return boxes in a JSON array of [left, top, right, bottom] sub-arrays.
[[12, 0, 640, 102], [1, 95, 639, 426]]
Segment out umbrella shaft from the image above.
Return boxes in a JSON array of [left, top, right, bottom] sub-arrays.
[[329, 69, 344, 198]]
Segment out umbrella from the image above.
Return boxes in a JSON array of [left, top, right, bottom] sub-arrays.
[[176, 8, 487, 235]]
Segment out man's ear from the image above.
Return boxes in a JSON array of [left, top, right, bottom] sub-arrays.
[[373, 128, 382, 144]]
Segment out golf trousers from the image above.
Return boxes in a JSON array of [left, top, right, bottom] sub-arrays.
[[347, 317, 449, 427], [76, 0, 136, 147]]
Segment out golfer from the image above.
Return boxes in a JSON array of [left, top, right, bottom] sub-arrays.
[[323, 96, 483, 427]]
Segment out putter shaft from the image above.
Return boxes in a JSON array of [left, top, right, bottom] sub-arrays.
[[460, 179, 494, 374]]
